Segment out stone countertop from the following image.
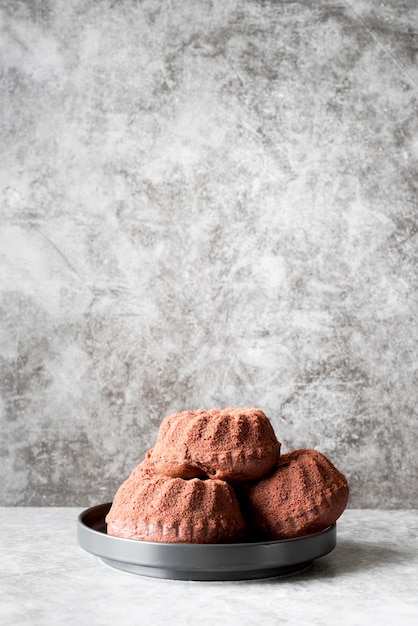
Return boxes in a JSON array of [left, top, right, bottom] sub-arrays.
[[1, 509, 417, 625]]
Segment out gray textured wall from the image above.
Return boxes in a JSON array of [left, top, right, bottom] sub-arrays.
[[1, 0, 417, 507]]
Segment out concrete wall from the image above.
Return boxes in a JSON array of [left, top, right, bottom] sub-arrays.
[[1, 0, 417, 506]]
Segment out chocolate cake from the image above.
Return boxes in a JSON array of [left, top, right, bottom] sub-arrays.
[[239, 448, 349, 540], [105, 468, 245, 544], [106, 408, 349, 545], [148, 407, 280, 482]]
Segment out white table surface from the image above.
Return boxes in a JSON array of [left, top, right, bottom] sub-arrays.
[[1, 508, 417, 626]]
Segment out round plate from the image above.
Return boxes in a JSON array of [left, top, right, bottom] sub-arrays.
[[78, 503, 336, 581]]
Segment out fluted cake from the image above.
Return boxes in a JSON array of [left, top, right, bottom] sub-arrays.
[[148, 407, 280, 482], [239, 448, 349, 539], [105, 408, 349, 544], [106, 462, 245, 543]]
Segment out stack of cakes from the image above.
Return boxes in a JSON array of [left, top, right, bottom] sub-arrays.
[[106, 408, 349, 544]]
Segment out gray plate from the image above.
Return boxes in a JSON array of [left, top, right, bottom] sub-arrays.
[[78, 503, 336, 581]]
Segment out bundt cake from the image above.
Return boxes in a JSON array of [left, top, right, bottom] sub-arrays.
[[148, 407, 280, 482], [105, 465, 245, 543], [240, 448, 349, 539], [105, 409, 349, 546]]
